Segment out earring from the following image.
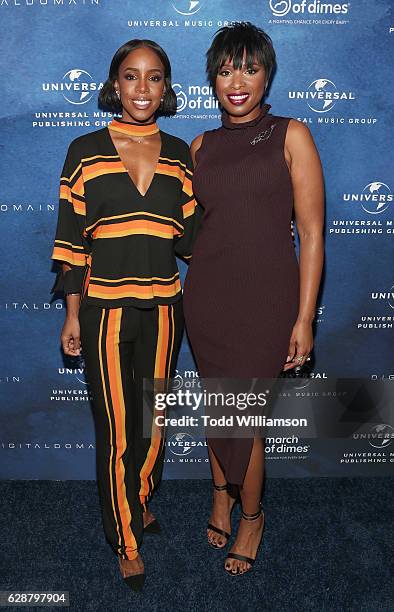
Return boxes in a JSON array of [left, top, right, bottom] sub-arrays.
[[116, 90, 120, 99]]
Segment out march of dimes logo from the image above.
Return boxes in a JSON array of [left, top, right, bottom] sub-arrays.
[[268, 0, 350, 20], [172, 82, 219, 118], [42, 69, 103, 105]]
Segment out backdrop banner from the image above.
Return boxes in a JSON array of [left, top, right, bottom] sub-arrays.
[[0, 0, 393, 479]]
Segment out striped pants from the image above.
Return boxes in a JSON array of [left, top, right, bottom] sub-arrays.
[[79, 297, 184, 560]]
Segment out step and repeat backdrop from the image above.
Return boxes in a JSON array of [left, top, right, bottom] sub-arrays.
[[0, 0, 393, 480]]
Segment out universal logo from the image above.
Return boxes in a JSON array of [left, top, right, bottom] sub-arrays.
[[58, 357, 88, 385], [173, 83, 219, 113], [315, 304, 326, 322], [172, 0, 204, 15], [250, 124, 276, 146], [343, 182, 392, 215], [167, 432, 206, 455], [269, 0, 350, 17], [42, 69, 103, 105], [289, 79, 355, 113], [353, 424, 394, 449], [0, 0, 99, 6], [371, 287, 394, 309]]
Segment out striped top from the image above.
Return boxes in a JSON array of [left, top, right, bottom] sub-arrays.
[[51, 124, 200, 308]]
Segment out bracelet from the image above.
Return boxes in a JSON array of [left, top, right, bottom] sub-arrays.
[[66, 292, 80, 296]]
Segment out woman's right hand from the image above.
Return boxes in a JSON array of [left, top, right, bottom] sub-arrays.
[[61, 315, 81, 356]]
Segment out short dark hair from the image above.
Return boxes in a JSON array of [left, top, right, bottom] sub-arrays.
[[206, 22, 276, 92], [98, 39, 177, 116]]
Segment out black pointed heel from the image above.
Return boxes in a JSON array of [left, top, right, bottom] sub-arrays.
[[207, 483, 235, 550], [123, 573, 145, 592], [118, 556, 145, 592], [144, 518, 161, 534], [225, 506, 265, 576]]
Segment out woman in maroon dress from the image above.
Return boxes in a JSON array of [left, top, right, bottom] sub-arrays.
[[183, 23, 324, 575]]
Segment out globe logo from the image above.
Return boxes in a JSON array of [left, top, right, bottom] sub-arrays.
[[172, 0, 203, 15], [168, 432, 194, 455], [173, 83, 188, 112], [74, 356, 88, 385], [62, 69, 95, 105], [368, 424, 393, 449], [269, 0, 292, 16], [307, 79, 338, 113], [361, 182, 392, 215], [389, 286, 394, 310]]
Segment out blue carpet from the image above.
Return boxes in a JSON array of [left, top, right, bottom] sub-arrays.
[[0, 478, 392, 612]]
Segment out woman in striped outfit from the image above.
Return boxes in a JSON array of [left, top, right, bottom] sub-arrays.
[[51, 39, 199, 591]]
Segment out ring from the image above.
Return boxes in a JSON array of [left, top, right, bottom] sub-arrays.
[[296, 355, 304, 363]]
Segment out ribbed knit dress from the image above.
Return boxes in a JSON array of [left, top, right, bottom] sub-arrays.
[[183, 104, 300, 484]]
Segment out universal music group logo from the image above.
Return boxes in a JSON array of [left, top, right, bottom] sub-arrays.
[[172, 0, 204, 15], [343, 182, 393, 215], [289, 78, 355, 113], [42, 69, 103, 105], [269, 0, 350, 16]]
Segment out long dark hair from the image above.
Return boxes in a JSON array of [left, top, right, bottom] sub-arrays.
[[98, 39, 177, 116]]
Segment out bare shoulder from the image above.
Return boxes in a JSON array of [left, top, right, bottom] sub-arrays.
[[190, 133, 204, 167], [191, 133, 204, 154], [285, 119, 316, 149]]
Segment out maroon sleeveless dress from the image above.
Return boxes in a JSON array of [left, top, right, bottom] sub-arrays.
[[183, 104, 300, 484]]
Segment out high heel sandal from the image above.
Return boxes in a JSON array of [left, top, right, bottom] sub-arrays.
[[225, 506, 265, 575], [118, 556, 145, 592], [207, 483, 236, 550]]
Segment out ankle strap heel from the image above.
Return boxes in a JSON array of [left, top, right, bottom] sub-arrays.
[[207, 481, 234, 549], [241, 507, 263, 521], [225, 505, 265, 575], [213, 483, 228, 492]]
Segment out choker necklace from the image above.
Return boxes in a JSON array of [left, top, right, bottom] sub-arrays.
[[108, 118, 159, 142]]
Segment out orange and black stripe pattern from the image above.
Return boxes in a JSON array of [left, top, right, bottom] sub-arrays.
[[51, 129, 200, 303], [97, 308, 139, 560], [88, 272, 181, 301], [139, 304, 176, 507], [84, 211, 184, 241], [51, 153, 88, 269], [59, 162, 85, 216], [81, 154, 127, 184], [87, 303, 179, 559]]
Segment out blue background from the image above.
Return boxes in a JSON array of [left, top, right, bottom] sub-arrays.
[[0, 0, 393, 479]]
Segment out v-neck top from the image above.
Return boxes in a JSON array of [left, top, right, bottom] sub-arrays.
[[51, 126, 200, 308]]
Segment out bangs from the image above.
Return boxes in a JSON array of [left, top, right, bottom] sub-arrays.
[[216, 42, 265, 72], [206, 22, 276, 90]]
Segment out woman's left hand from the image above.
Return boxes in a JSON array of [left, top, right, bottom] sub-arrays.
[[283, 320, 314, 371]]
